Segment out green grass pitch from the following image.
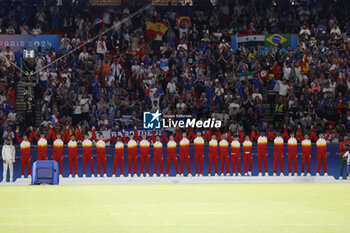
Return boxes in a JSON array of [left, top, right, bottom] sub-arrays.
[[0, 183, 349, 233]]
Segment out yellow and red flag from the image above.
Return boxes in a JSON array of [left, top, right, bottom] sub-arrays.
[[300, 55, 310, 76], [177, 16, 191, 27]]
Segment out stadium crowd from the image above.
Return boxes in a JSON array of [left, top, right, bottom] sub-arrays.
[[0, 0, 349, 145]]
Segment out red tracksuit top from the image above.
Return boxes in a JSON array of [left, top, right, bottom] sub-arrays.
[[152, 138, 163, 158], [283, 127, 297, 155], [51, 130, 67, 158], [162, 132, 177, 157], [123, 131, 137, 158], [175, 129, 191, 155], [68, 140, 78, 157], [16, 132, 33, 157], [257, 136, 267, 154], [266, 129, 284, 154], [189, 129, 211, 154], [31, 129, 53, 156], [135, 129, 155, 156], [112, 137, 125, 157], [296, 128, 311, 155], [311, 128, 331, 154], [92, 129, 114, 157], [226, 130, 243, 155]]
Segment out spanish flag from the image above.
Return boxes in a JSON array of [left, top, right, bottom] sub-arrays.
[[177, 16, 191, 27], [300, 55, 310, 76], [145, 21, 169, 40]]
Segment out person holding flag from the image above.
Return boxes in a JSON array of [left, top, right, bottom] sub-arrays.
[[16, 127, 33, 178], [134, 127, 155, 177], [175, 128, 192, 176]]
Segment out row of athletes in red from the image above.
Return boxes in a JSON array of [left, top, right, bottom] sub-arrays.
[[16, 125, 332, 178]]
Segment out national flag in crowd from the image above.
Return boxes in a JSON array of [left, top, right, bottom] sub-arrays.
[[49, 115, 59, 123], [236, 71, 255, 80], [236, 34, 265, 48], [300, 55, 310, 76], [93, 18, 104, 25], [145, 21, 169, 40], [329, 63, 337, 74], [159, 58, 169, 74], [177, 16, 191, 27], [265, 34, 291, 48]]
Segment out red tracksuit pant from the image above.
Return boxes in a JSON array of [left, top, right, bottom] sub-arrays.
[[53, 154, 62, 175], [83, 153, 94, 175], [273, 152, 283, 173], [220, 155, 229, 174], [69, 153, 78, 175], [140, 154, 150, 174], [288, 152, 297, 174], [128, 156, 137, 175], [317, 152, 327, 173], [21, 154, 31, 176], [258, 151, 268, 173], [37, 151, 47, 160], [97, 154, 107, 175], [166, 154, 179, 175], [231, 153, 241, 174], [113, 155, 123, 175], [243, 153, 253, 173], [154, 155, 163, 175], [208, 155, 218, 174], [180, 153, 191, 174], [194, 151, 204, 175], [301, 153, 311, 173]]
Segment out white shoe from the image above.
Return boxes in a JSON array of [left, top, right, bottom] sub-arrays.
[[112, 174, 115, 177], [248, 172, 252, 176], [273, 173, 276, 176], [316, 173, 320, 176], [120, 174, 124, 178], [244, 173, 248, 176], [69, 174, 72, 178], [165, 174, 169, 177], [10, 179, 13, 183], [324, 173, 328, 176], [215, 173, 218, 177], [258, 172, 262, 176], [28, 175, 31, 179], [97, 174, 100, 177], [238, 173, 241, 176], [146, 173, 150, 177], [265, 172, 268, 176], [232, 173, 235, 176], [220, 173, 224, 177], [176, 174, 180, 177], [293, 173, 297, 176], [161, 174, 165, 177], [307, 173, 311, 176], [199, 174, 203, 177], [280, 173, 284, 176], [227, 174, 231, 176], [208, 174, 211, 177], [288, 173, 291, 176], [339, 176, 343, 180], [82, 174, 86, 178], [21, 175, 24, 178]]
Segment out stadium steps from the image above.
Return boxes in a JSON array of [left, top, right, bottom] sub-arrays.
[[15, 82, 35, 114], [35, 101, 42, 127], [262, 90, 273, 123]]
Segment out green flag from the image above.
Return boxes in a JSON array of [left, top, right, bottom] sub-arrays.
[[265, 34, 291, 48]]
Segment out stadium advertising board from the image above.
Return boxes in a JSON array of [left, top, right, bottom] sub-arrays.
[[0, 35, 59, 52]]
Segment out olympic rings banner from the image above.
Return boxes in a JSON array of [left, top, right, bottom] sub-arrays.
[[0, 35, 59, 52]]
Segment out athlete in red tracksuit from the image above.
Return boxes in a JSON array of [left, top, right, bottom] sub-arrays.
[[68, 135, 78, 177], [123, 129, 138, 176], [175, 128, 191, 176], [283, 127, 298, 175], [253, 131, 268, 176], [162, 131, 179, 176], [227, 130, 243, 176], [51, 128, 65, 176], [92, 127, 114, 177], [242, 135, 253, 176], [82, 134, 94, 177], [135, 127, 155, 177], [16, 128, 33, 178], [311, 125, 332, 176], [188, 129, 211, 176], [152, 135, 164, 176], [208, 132, 219, 176], [267, 130, 284, 176], [31, 126, 53, 160], [112, 135, 125, 177], [296, 126, 312, 176]]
